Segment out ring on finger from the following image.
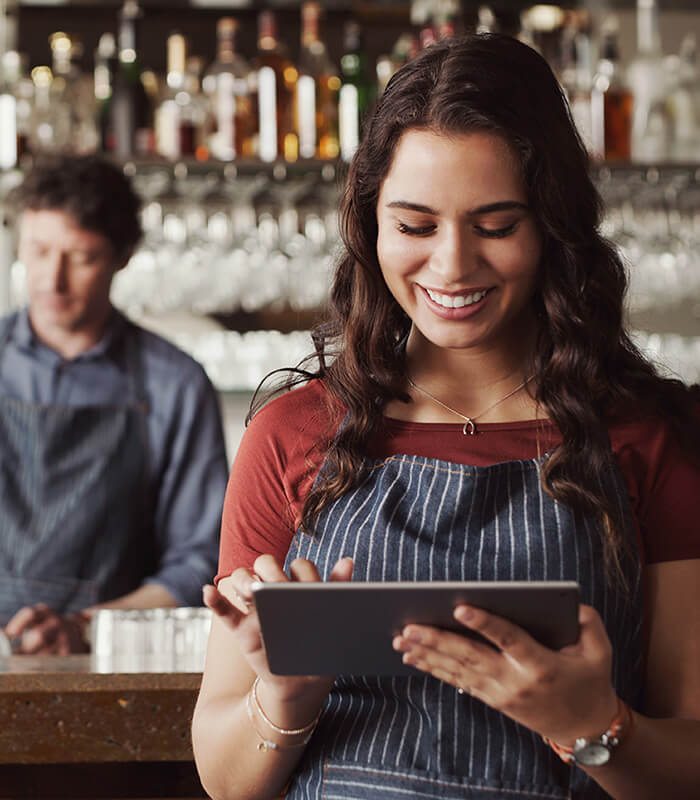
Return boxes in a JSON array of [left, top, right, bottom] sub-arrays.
[[457, 685, 471, 696]]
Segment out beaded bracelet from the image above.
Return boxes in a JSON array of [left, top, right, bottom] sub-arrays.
[[542, 697, 631, 764], [246, 677, 321, 752]]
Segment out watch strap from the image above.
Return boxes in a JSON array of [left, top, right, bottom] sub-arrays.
[[542, 697, 631, 765]]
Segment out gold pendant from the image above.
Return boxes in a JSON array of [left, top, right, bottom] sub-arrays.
[[462, 419, 476, 435]]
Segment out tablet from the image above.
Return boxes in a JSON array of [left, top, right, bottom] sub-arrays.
[[252, 580, 580, 676]]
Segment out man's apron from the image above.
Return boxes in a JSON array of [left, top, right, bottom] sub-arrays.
[[0, 318, 153, 626], [284, 451, 643, 799]]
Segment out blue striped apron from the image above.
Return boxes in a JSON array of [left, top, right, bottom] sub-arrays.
[[0, 317, 152, 626], [284, 452, 643, 800]]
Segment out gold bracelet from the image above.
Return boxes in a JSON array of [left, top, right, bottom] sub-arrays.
[[246, 691, 279, 752], [251, 677, 322, 737], [246, 688, 318, 752]]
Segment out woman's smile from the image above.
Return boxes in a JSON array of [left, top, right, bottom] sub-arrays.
[[419, 285, 493, 317]]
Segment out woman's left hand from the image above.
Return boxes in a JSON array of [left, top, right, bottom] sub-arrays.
[[392, 603, 618, 747]]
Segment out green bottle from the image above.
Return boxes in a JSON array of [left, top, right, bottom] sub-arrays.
[[339, 20, 372, 162]]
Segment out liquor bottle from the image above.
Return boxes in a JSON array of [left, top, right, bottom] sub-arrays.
[[375, 54, 394, 97], [295, 1, 340, 160], [28, 66, 63, 155], [0, 57, 18, 169], [338, 21, 371, 162], [50, 32, 98, 154], [155, 33, 194, 160], [591, 22, 633, 162], [254, 9, 297, 162], [203, 18, 255, 161], [476, 6, 498, 35], [94, 32, 118, 152], [0, 50, 33, 165], [627, 0, 671, 162], [391, 32, 420, 72], [185, 56, 209, 161], [559, 13, 593, 153], [436, 9, 458, 41], [111, 0, 155, 158], [667, 34, 700, 163], [419, 19, 437, 50], [0, 0, 19, 56]]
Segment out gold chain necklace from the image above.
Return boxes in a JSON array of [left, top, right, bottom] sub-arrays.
[[406, 375, 533, 435]]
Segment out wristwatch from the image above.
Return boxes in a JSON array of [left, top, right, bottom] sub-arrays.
[[569, 728, 622, 766], [543, 697, 631, 767]]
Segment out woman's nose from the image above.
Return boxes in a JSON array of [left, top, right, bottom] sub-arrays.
[[429, 227, 478, 283]]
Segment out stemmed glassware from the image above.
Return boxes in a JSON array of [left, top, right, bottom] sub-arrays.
[[4, 163, 699, 390]]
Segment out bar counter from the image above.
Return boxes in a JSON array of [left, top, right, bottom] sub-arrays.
[[0, 654, 206, 799]]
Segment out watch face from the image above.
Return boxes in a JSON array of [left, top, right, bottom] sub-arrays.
[[574, 741, 611, 767]]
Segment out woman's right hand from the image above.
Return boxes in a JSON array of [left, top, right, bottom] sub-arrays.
[[203, 554, 354, 703]]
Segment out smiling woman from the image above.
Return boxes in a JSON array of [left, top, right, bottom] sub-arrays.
[[376, 129, 541, 361], [193, 33, 700, 800]]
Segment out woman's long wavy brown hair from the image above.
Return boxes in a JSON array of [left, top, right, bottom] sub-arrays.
[[252, 33, 699, 583]]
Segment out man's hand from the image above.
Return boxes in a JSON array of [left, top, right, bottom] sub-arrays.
[[4, 604, 90, 654]]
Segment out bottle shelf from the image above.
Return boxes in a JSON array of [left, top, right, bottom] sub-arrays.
[[4, 157, 700, 185]]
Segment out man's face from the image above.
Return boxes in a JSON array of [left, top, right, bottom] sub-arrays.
[[18, 209, 121, 338]]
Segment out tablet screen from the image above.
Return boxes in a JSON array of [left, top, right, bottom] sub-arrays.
[[252, 580, 580, 676]]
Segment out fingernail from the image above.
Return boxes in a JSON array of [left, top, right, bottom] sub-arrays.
[[459, 606, 475, 621]]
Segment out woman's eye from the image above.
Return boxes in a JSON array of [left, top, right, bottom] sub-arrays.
[[397, 221, 436, 236], [474, 223, 518, 239]]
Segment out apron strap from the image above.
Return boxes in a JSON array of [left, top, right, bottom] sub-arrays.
[[0, 312, 18, 354]]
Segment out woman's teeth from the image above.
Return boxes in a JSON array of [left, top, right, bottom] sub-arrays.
[[425, 288, 488, 309]]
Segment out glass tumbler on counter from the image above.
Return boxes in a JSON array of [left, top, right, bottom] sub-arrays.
[[90, 607, 212, 673], [0, 628, 11, 669]]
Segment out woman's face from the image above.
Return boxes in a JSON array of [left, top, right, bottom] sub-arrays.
[[376, 128, 542, 359]]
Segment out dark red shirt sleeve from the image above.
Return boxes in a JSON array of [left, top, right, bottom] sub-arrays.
[[215, 381, 331, 582], [612, 416, 700, 564]]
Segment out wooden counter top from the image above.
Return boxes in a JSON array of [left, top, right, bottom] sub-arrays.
[[0, 655, 208, 798], [0, 655, 202, 766], [0, 654, 202, 693]]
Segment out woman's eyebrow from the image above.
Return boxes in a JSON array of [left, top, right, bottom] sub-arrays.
[[385, 200, 529, 215], [385, 200, 438, 214], [468, 201, 529, 215]]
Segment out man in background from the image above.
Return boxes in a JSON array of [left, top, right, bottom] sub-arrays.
[[0, 155, 228, 653]]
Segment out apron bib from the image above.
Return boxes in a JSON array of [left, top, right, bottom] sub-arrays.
[[0, 318, 152, 626], [284, 453, 643, 800]]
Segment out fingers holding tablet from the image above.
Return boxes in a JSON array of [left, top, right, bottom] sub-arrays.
[[393, 621, 502, 700], [329, 557, 354, 582], [253, 554, 289, 584]]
